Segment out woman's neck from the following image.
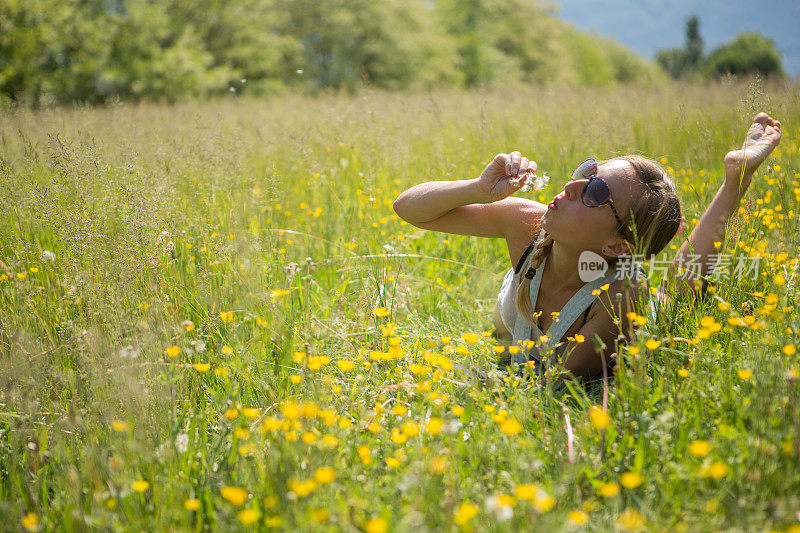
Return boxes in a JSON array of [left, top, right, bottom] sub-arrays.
[[547, 240, 591, 292]]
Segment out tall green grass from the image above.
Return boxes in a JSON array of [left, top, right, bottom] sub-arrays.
[[1, 80, 800, 531]]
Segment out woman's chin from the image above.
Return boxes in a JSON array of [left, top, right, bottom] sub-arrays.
[[540, 213, 553, 233]]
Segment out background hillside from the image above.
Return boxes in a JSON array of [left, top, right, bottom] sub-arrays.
[[0, 0, 665, 106], [553, 0, 800, 77]]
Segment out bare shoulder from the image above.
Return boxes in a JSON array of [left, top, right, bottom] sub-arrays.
[[503, 198, 547, 268]]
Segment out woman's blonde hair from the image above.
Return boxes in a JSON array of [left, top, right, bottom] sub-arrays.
[[515, 155, 683, 332]]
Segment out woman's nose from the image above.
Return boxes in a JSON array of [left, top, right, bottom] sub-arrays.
[[563, 179, 585, 197]]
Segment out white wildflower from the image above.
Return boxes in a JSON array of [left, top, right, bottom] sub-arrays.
[[284, 262, 301, 275], [445, 420, 463, 434], [511, 171, 549, 192], [118, 345, 140, 359], [485, 495, 514, 522], [42, 250, 56, 262], [175, 433, 189, 453]]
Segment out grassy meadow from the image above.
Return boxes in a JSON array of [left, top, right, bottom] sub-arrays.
[[2, 80, 800, 531]]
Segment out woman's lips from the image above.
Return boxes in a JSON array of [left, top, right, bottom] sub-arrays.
[[548, 197, 558, 209]]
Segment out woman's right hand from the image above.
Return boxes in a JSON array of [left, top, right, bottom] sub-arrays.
[[476, 151, 538, 202]]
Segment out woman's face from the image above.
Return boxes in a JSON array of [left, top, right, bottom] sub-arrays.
[[541, 159, 644, 254]]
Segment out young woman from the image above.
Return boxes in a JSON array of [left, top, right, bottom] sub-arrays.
[[393, 113, 782, 389]]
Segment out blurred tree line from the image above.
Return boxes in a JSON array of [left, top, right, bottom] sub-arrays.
[[657, 15, 784, 80], [0, 0, 664, 106]]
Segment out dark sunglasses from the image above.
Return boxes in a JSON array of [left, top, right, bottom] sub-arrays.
[[570, 158, 632, 239]]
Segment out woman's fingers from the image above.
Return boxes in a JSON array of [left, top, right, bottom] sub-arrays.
[[505, 151, 534, 177], [754, 112, 781, 130], [507, 151, 521, 176], [753, 112, 770, 124]]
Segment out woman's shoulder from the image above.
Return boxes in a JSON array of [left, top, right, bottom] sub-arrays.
[[505, 199, 547, 270]]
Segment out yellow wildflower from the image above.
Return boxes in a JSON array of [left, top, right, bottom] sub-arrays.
[[514, 484, 537, 501], [270, 289, 290, 299], [184, 498, 201, 510], [307, 355, 331, 370], [358, 446, 372, 465], [532, 491, 556, 513], [645, 339, 661, 350], [588, 405, 611, 429], [337, 360, 355, 371], [708, 461, 729, 479], [620, 471, 644, 489], [314, 467, 336, 484], [21, 513, 39, 532], [401, 421, 420, 437], [616, 508, 645, 531], [688, 440, 712, 457], [165, 346, 181, 358], [132, 480, 150, 493], [568, 510, 589, 525], [431, 456, 448, 474], [220, 486, 248, 505], [112, 421, 130, 433], [461, 332, 480, 344], [237, 508, 260, 524], [425, 417, 444, 435], [287, 479, 317, 497], [454, 502, 479, 526], [365, 517, 388, 533], [500, 418, 522, 436], [598, 482, 620, 497]]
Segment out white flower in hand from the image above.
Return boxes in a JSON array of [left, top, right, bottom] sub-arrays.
[[511, 169, 549, 192]]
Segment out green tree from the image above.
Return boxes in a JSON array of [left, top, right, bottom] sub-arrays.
[[656, 15, 703, 79], [704, 32, 784, 79], [277, 0, 461, 93], [0, 0, 667, 105], [162, 0, 298, 95], [685, 15, 703, 69]]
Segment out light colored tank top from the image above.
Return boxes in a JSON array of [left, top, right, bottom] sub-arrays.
[[495, 230, 654, 376]]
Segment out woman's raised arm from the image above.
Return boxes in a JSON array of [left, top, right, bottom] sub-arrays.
[[669, 112, 781, 295], [393, 151, 542, 239]]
